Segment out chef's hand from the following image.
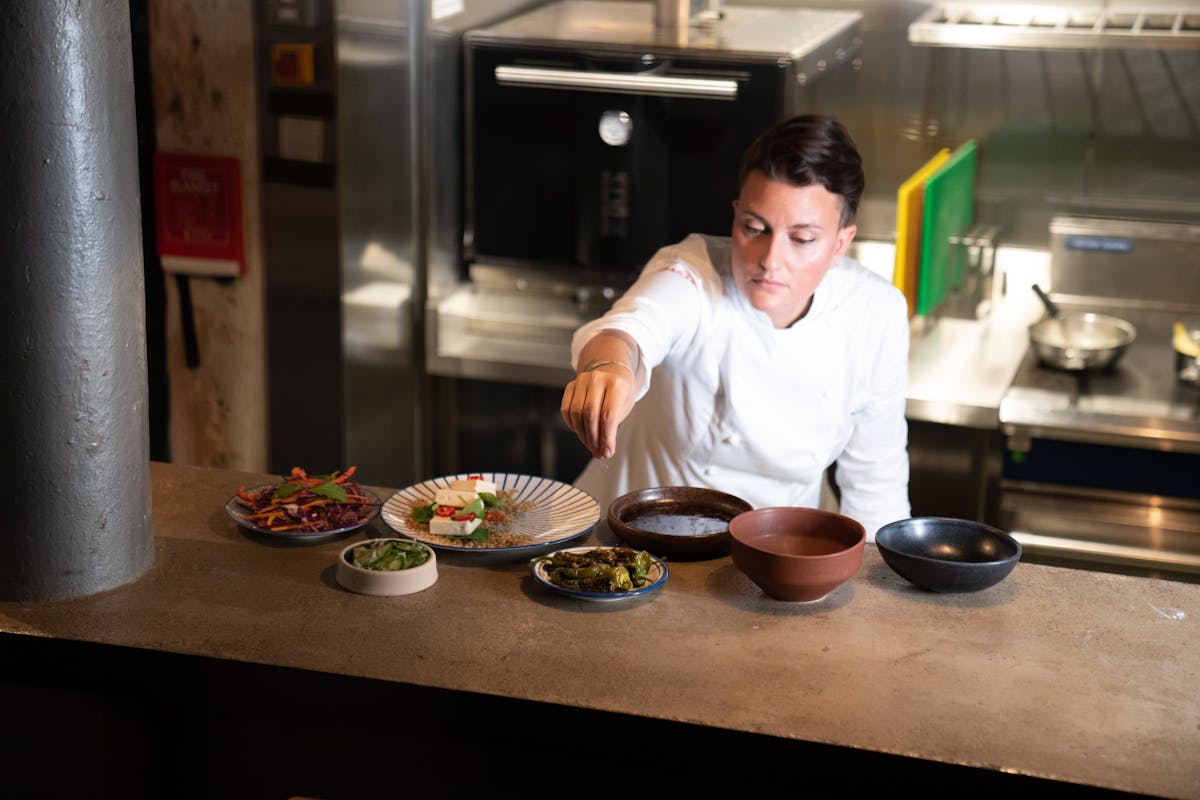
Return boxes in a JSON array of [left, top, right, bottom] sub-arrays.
[[561, 362, 636, 459]]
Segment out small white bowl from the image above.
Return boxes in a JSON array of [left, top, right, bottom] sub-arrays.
[[336, 538, 438, 596]]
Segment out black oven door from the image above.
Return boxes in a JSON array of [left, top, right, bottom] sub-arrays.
[[465, 46, 791, 276]]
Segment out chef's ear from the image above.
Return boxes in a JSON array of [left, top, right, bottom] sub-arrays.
[[833, 223, 857, 261]]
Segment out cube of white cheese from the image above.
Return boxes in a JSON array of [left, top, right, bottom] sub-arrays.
[[433, 488, 480, 508], [429, 513, 483, 537], [449, 478, 497, 495]]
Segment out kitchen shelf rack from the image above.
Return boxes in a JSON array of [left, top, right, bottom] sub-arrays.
[[909, 4, 1200, 49]]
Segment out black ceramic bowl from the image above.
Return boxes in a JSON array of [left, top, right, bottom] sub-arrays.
[[607, 486, 752, 559], [875, 517, 1021, 593]]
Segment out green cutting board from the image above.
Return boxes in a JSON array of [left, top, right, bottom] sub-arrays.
[[916, 140, 977, 317]]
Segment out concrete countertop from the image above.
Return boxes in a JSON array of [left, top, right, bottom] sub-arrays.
[[3, 462, 1198, 798]]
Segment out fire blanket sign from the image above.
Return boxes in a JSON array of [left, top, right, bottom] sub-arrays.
[[152, 152, 244, 277]]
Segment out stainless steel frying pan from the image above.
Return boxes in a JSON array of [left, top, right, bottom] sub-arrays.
[[1029, 285, 1137, 371]]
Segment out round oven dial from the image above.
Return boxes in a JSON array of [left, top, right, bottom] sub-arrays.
[[598, 110, 632, 146]]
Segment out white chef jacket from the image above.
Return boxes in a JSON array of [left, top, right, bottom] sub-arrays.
[[570, 233, 911, 541]]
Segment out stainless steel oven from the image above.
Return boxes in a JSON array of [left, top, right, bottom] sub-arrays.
[[464, 3, 859, 277], [997, 216, 1200, 580], [428, 0, 862, 388]]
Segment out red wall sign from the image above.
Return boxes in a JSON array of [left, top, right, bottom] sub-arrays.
[[152, 152, 244, 274]]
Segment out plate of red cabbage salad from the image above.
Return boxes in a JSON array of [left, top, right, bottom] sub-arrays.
[[227, 466, 380, 540]]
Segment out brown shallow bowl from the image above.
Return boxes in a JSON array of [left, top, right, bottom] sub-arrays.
[[607, 486, 753, 559], [728, 507, 866, 602]]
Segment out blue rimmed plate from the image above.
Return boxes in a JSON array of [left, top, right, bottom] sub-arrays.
[[381, 473, 600, 555], [531, 546, 668, 603]]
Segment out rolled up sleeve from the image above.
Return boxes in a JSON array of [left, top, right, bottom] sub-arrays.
[[571, 244, 708, 399]]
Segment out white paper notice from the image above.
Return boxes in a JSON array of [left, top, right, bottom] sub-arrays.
[[279, 115, 325, 163]]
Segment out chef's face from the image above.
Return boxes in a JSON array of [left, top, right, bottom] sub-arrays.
[[730, 169, 856, 329]]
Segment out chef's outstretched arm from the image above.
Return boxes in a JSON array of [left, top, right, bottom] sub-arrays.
[[561, 329, 641, 459]]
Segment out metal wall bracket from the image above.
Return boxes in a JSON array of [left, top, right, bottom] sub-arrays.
[[937, 223, 999, 321]]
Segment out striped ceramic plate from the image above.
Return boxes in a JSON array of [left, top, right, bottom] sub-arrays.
[[381, 473, 600, 554]]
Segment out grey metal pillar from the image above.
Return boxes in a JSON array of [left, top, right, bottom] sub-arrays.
[[0, 0, 153, 600]]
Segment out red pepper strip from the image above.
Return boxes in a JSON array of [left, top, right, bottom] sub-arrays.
[[452, 513, 477, 521], [468, 474, 483, 480], [434, 506, 456, 517]]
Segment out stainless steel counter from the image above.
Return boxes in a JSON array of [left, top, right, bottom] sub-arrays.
[[429, 243, 1050, 426], [906, 316, 1032, 428], [1000, 304, 1200, 453], [904, 244, 1049, 429], [426, 280, 584, 387]]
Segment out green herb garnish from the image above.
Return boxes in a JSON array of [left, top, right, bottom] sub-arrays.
[[311, 481, 347, 503], [479, 492, 506, 508], [411, 502, 437, 523], [446, 527, 491, 543], [273, 482, 305, 499]]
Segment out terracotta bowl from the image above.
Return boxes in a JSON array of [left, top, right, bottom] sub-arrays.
[[728, 507, 866, 602], [607, 486, 752, 559], [875, 517, 1021, 593]]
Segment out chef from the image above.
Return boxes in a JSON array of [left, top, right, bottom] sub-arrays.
[[560, 114, 910, 540]]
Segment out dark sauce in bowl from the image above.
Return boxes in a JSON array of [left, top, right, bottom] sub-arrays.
[[607, 487, 752, 558]]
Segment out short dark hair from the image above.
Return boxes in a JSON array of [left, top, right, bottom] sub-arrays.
[[738, 114, 865, 228]]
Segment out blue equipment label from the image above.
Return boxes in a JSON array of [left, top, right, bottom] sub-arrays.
[[1064, 235, 1133, 253]]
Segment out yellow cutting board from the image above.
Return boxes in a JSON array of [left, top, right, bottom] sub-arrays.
[[894, 148, 951, 318]]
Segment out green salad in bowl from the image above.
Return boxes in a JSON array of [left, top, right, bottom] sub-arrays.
[[349, 539, 431, 571], [336, 538, 438, 596]]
